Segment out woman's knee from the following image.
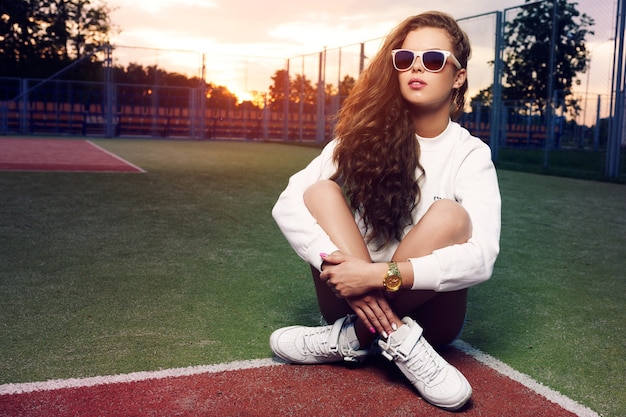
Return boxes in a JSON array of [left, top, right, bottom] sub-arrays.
[[303, 180, 342, 206], [304, 180, 348, 216], [427, 199, 472, 243]]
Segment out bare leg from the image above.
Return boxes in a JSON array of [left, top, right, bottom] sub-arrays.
[[304, 181, 471, 348], [303, 180, 371, 261], [390, 198, 472, 347], [304, 180, 382, 346]]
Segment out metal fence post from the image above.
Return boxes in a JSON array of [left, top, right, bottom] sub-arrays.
[[606, 0, 625, 178], [359, 43, 365, 74], [490, 11, 503, 162], [104, 44, 115, 138], [544, 0, 559, 168], [316, 49, 326, 144], [19, 79, 28, 134], [0, 102, 5, 135], [283, 59, 289, 140]]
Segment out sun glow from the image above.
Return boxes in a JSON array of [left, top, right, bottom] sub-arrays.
[[228, 88, 268, 108], [231, 88, 253, 104]]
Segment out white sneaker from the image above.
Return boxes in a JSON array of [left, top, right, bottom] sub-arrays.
[[378, 317, 472, 411], [270, 315, 370, 364]]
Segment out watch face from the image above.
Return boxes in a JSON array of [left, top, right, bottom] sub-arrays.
[[386, 275, 402, 291]]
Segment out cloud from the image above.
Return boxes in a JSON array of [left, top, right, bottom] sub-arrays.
[[132, 0, 218, 14], [109, 0, 537, 57], [106, 0, 612, 99]]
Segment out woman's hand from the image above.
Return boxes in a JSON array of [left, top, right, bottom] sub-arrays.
[[319, 252, 384, 298], [319, 252, 397, 336], [346, 292, 397, 337]]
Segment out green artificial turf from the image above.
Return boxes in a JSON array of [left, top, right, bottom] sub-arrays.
[[462, 170, 626, 417], [0, 139, 624, 416], [0, 140, 318, 380]]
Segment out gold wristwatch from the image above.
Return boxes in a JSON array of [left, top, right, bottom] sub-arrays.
[[383, 261, 402, 293]]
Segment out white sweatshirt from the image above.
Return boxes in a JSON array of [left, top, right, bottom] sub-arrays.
[[272, 120, 501, 292]]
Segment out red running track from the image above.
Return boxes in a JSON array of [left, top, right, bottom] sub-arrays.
[[0, 138, 596, 416], [0, 138, 144, 173], [0, 346, 591, 417]]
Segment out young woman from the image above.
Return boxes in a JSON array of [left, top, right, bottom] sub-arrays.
[[270, 11, 500, 411]]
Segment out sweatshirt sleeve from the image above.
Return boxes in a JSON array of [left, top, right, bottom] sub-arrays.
[[409, 141, 501, 292], [272, 141, 340, 271]]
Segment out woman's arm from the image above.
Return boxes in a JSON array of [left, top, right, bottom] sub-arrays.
[[272, 141, 341, 270], [409, 142, 501, 291]]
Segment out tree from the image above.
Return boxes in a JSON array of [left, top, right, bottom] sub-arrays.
[[469, 86, 493, 124], [502, 0, 594, 117], [292, 74, 316, 111], [470, 86, 492, 109], [268, 69, 290, 111], [206, 84, 238, 110], [0, 0, 114, 79], [337, 75, 356, 104], [268, 70, 358, 114], [267, 69, 317, 112]]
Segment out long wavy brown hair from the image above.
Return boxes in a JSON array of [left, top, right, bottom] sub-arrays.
[[330, 11, 471, 249]]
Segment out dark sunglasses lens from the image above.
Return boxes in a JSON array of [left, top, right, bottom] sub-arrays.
[[422, 51, 446, 71], [394, 50, 415, 70]]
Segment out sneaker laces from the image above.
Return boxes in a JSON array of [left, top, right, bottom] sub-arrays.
[[379, 322, 446, 385], [402, 338, 446, 384], [300, 315, 362, 362]]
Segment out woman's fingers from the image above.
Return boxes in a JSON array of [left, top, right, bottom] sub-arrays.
[[348, 292, 396, 337], [366, 301, 394, 337]]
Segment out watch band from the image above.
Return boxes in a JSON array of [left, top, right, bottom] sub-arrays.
[[383, 261, 402, 292], [387, 261, 400, 278]]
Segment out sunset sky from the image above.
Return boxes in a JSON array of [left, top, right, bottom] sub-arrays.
[[106, 0, 616, 123]]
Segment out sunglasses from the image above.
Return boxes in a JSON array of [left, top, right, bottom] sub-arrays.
[[391, 49, 462, 72]]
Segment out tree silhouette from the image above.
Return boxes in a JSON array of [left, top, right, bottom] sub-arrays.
[[268, 69, 290, 111], [502, 0, 594, 117], [0, 0, 114, 79], [268, 70, 357, 113]]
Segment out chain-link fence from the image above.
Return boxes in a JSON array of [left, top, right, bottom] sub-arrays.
[[0, 0, 623, 180]]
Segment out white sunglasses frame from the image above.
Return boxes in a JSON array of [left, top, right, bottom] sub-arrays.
[[391, 49, 462, 72]]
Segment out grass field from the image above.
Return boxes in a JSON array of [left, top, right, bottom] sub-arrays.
[[497, 147, 626, 182], [0, 139, 624, 417]]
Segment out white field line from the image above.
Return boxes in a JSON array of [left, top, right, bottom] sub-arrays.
[[86, 140, 147, 173], [454, 340, 600, 417], [0, 358, 282, 395], [0, 341, 600, 417]]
